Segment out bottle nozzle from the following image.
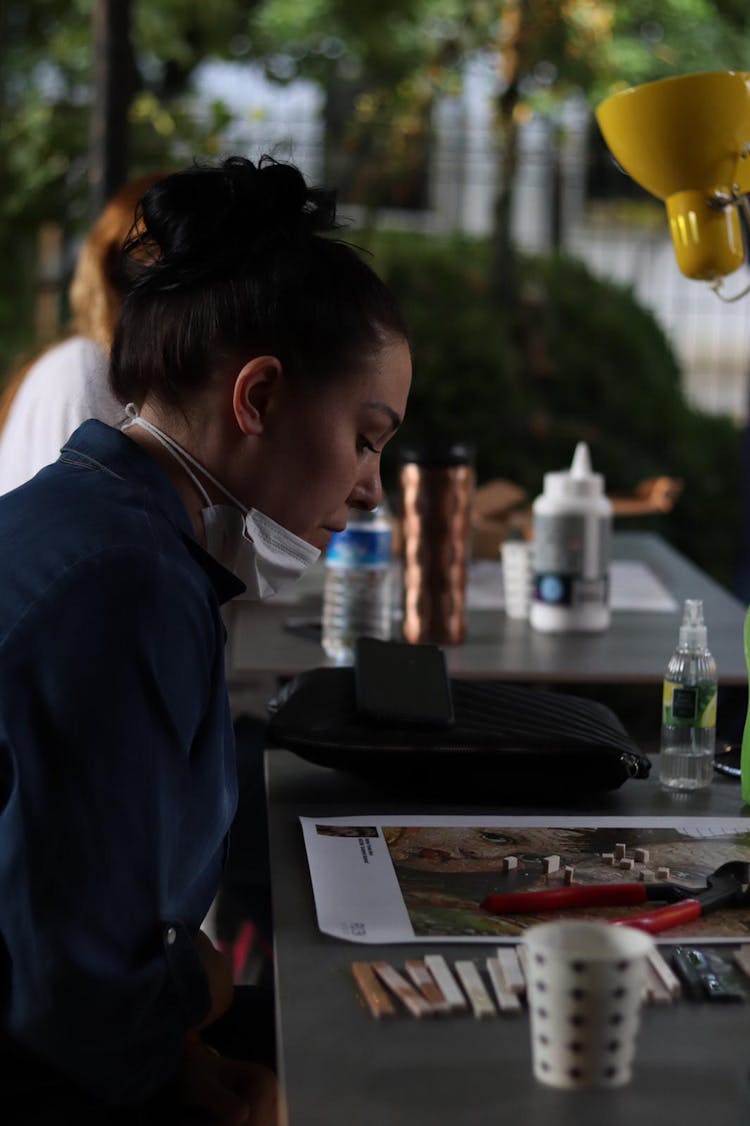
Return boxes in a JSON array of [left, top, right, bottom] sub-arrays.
[[679, 598, 708, 649], [570, 442, 592, 479]]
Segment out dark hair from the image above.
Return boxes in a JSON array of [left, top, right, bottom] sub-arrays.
[[110, 155, 407, 407]]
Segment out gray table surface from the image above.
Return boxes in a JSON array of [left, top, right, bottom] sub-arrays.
[[227, 532, 748, 686], [267, 750, 750, 1126]]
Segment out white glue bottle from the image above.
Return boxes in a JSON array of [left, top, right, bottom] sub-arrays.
[[529, 442, 612, 633]]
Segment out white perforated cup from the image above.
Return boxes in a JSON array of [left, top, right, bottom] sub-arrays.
[[523, 920, 654, 1090], [500, 540, 531, 619]]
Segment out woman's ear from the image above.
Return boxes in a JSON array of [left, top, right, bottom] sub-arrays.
[[232, 356, 283, 436]]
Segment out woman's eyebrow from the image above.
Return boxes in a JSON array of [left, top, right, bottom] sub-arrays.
[[365, 401, 402, 432]]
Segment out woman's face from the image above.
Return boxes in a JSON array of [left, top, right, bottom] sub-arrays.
[[248, 336, 412, 549]]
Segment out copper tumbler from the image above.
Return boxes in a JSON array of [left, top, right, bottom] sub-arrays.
[[399, 442, 475, 645]]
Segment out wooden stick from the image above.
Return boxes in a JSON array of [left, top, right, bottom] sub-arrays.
[[496, 946, 526, 994], [486, 958, 522, 1014], [647, 946, 682, 1001], [371, 962, 434, 1018], [423, 954, 469, 1012], [454, 960, 496, 1019], [404, 959, 452, 1014], [351, 962, 396, 1019]]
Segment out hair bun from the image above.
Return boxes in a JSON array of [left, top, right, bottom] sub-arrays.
[[122, 155, 338, 290]]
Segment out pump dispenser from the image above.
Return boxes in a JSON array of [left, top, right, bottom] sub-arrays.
[[678, 599, 708, 649], [529, 442, 613, 633]]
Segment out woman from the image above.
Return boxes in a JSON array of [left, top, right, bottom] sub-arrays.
[[0, 155, 411, 1124], [0, 171, 165, 494]]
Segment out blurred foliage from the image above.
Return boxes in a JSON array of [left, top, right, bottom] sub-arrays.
[[0, 2, 747, 587], [3, 0, 750, 373], [0, 0, 261, 377], [245, 1, 750, 219], [364, 230, 741, 586], [248, 0, 750, 116]]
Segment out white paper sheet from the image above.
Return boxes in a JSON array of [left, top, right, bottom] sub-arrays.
[[469, 558, 678, 612], [267, 557, 677, 612], [301, 814, 750, 945]]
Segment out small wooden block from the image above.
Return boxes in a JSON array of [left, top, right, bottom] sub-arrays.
[[494, 946, 526, 994], [643, 968, 673, 1005], [486, 958, 522, 1014], [639, 869, 656, 883], [351, 962, 396, 1019], [454, 960, 496, 1019], [634, 848, 650, 864], [423, 954, 469, 1011], [371, 962, 433, 1018], [656, 866, 671, 880], [543, 855, 560, 875], [564, 866, 575, 885], [503, 855, 519, 872], [614, 843, 627, 859], [618, 857, 635, 870], [404, 959, 451, 1014], [647, 947, 682, 1001], [516, 942, 531, 987], [601, 852, 615, 865]]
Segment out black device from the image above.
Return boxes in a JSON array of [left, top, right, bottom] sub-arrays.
[[671, 946, 746, 1002], [354, 637, 455, 728], [713, 742, 742, 778], [283, 615, 323, 644]]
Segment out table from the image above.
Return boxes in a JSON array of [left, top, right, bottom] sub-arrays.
[[266, 750, 750, 1126], [226, 532, 747, 688]]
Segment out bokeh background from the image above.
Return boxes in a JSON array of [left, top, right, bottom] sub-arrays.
[[3, 0, 750, 590]]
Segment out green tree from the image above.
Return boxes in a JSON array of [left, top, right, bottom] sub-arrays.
[[249, 0, 750, 291], [5, 1, 750, 373], [0, 0, 256, 373]]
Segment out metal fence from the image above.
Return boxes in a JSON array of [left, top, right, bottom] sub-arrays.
[[223, 112, 750, 425]]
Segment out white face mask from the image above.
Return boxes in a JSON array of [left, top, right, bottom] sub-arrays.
[[123, 405, 320, 599]]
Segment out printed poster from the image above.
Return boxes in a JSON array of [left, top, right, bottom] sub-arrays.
[[301, 814, 750, 944]]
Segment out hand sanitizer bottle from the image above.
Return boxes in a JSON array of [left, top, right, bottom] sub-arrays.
[[659, 599, 718, 790]]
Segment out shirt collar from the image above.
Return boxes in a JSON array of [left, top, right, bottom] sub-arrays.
[[61, 420, 246, 605]]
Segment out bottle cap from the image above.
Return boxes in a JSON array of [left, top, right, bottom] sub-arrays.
[[678, 598, 708, 649], [542, 441, 605, 501]]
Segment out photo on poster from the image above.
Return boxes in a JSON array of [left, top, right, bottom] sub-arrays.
[[300, 815, 750, 944]]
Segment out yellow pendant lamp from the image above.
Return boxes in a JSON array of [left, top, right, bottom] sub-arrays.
[[596, 71, 750, 281]]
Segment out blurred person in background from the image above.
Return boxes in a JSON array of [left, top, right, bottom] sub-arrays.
[[0, 172, 165, 494]]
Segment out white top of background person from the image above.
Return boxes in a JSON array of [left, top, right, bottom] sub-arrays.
[[0, 172, 165, 494]]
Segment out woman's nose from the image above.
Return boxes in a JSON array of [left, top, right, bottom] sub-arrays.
[[349, 471, 383, 512]]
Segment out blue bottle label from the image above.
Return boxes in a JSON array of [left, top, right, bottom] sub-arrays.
[[533, 573, 608, 607], [326, 527, 392, 569]]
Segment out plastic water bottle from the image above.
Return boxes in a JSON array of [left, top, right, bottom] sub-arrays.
[[659, 599, 718, 790], [321, 501, 393, 664]]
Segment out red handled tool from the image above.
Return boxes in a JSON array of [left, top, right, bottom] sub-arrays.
[[480, 861, 750, 935]]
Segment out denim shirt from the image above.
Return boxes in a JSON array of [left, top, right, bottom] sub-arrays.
[[0, 420, 245, 1103]]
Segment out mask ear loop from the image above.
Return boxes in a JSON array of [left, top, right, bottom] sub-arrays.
[[122, 403, 213, 508], [122, 405, 320, 564], [122, 402, 251, 513]]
